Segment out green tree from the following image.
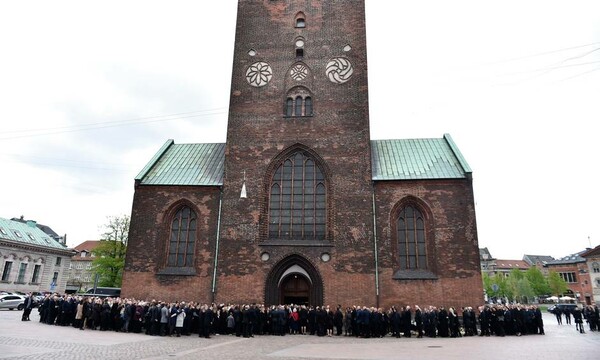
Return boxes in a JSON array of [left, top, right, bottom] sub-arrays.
[[525, 266, 551, 296], [91, 215, 129, 288], [547, 270, 569, 296], [483, 272, 510, 300]]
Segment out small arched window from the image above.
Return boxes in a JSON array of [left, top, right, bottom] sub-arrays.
[[593, 262, 600, 273], [167, 206, 197, 267], [295, 12, 306, 28], [285, 98, 293, 116], [295, 96, 303, 116], [305, 97, 313, 116]]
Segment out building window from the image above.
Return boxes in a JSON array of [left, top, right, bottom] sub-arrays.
[[295, 12, 306, 28], [86, 263, 92, 270], [81, 251, 87, 258], [0, 227, 6, 235], [55, 257, 62, 266], [167, 206, 197, 267], [592, 262, 600, 273], [295, 96, 303, 116], [27, 233, 35, 240], [2, 261, 13, 282], [397, 205, 427, 270], [14, 230, 23, 238], [31, 264, 41, 283], [305, 97, 313, 116], [17, 263, 27, 283], [559, 272, 577, 283], [268, 151, 327, 240], [285, 98, 293, 116], [51, 271, 59, 286], [284, 87, 314, 117]]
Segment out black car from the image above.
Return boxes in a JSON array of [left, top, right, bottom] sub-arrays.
[[548, 303, 577, 314]]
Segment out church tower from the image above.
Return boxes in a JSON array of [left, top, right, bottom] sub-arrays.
[[218, 0, 375, 306]]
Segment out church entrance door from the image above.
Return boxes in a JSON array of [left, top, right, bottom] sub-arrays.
[[265, 254, 323, 306], [280, 274, 310, 305]]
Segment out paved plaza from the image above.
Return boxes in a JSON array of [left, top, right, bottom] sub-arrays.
[[0, 309, 598, 360]]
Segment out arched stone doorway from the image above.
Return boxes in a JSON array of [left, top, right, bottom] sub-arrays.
[[265, 254, 323, 306]]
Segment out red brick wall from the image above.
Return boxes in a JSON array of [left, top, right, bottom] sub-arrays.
[[122, 184, 221, 303], [374, 179, 484, 309]]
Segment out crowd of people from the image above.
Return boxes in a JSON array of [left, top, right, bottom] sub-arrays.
[[27, 293, 599, 339]]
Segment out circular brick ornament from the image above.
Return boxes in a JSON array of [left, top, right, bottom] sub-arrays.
[[246, 61, 273, 87]]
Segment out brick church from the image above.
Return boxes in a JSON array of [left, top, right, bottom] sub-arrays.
[[122, 0, 483, 309]]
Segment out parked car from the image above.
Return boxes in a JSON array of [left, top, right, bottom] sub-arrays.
[[548, 303, 578, 314], [0, 294, 25, 310], [84, 287, 121, 298]]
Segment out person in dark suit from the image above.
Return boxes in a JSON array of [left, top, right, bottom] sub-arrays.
[[402, 306, 412, 338], [414, 305, 423, 338], [21, 293, 35, 321]]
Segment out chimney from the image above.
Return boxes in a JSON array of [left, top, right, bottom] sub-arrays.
[[26, 220, 37, 228]]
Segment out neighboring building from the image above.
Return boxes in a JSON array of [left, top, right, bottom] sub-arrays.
[[545, 252, 593, 305], [11, 216, 67, 246], [493, 259, 530, 277], [0, 217, 74, 294], [67, 240, 101, 293], [479, 247, 496, 275], [579, 245, 600, 305], [123, 0, 483, 309], [523, 254, 555, 276]]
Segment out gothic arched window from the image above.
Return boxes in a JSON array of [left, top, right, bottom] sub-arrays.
[[397, 205, 427, 270], [167, 206, 197, 267], [269, 151, 326, 240]]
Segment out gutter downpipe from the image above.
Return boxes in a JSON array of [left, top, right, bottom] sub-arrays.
[[211, 187, 224, 303], [372, 182, 380, 308]]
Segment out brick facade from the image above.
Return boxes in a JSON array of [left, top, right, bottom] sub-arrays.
[[123, 0, 483, 310]]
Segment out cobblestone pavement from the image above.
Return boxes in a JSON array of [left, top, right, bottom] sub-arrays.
[[1, 309, 599, 360]]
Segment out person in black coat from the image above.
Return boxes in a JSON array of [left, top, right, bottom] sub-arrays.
[[414, 305, 423, 338], [437, 307, 449, 337], [401, 306, 412, 338], [203, 305, 214, 338], [334, 305, 344, 336], [390, 307, 401, 338]]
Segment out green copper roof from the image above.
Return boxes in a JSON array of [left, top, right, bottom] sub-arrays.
[[136, 140, 225, 186], [0, 218, 68, 250], [136, 134, 471, 186], [371, 134, 471, 180]]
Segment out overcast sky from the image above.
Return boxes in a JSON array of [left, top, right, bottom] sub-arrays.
[[1, 0, 598, 260]]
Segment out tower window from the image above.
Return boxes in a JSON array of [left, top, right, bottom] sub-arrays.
[[268, 151, 326, 240], [295, 12, 306, 28], [295, 96, 303, 116], [305, 97, 313, 116], [285, 98, 293, 117], [296, 48, 304, 58]]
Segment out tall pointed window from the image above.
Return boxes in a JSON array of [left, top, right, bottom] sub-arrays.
[[397, 205, 427, 270], [269, 151, 326, 240], [168, 206, 197, 267], [285, 98, 293, 116]]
